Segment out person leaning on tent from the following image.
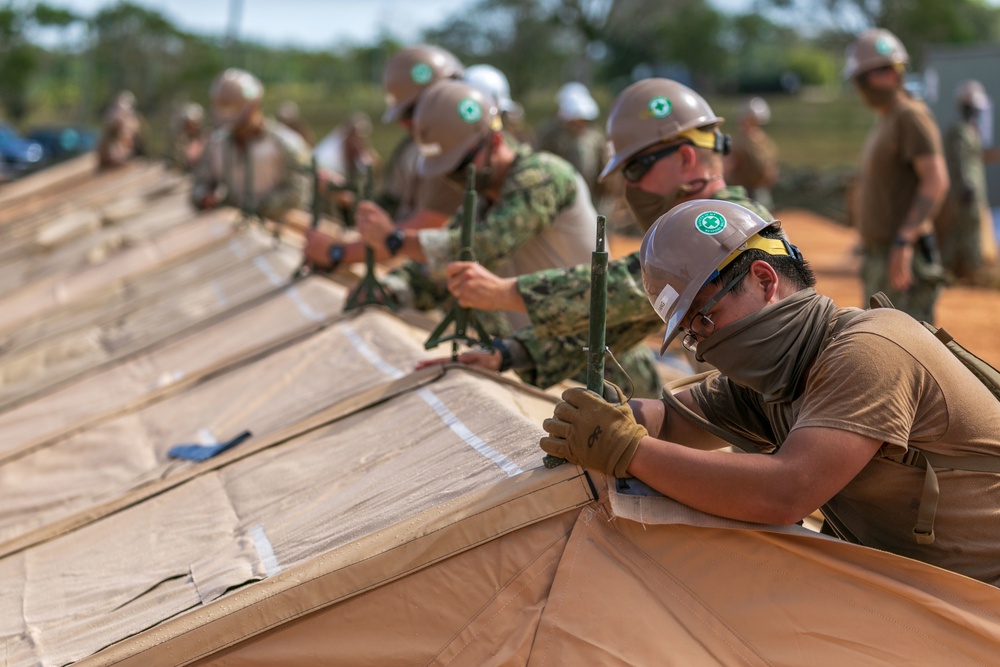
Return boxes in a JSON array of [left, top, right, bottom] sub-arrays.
[[432, 78, 772, 392], [191, 68, 312, 221], [846, 28, 949, 324], [937, 80, 1000, 283], [724, 96, 779, 211], [540, 198, 1000, 587]]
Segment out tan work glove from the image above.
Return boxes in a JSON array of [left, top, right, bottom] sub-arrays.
[[540, 381, 647, 478]]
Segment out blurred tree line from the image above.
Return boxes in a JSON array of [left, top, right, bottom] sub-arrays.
[[2, 0, 999, 156]]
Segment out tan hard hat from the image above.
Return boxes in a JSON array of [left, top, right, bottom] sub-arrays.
[[210, 68, 264, 127], [843, 28, 909, 79], [382, 45, 464, 123], [640, 200, 772, 353], [599, 78, 724, 182], [956, 80, 990, 110], [412, 79, 500, 178]]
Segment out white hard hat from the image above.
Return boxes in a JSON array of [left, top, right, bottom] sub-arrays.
[[739, 97, 771, 125], [558, 82, 599, 121], [464, 64, 516, 114]]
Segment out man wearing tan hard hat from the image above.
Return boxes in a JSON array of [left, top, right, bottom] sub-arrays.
[[191, 68, 311, 221], [435, 78, 772, 395], [301, 45, 468, 268], [305, 78, 597, 346], [846, 28, 949, 324], [539, 198, 1000, 588]]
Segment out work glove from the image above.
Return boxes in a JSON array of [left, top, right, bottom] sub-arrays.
[[539, 381, 647, 478]]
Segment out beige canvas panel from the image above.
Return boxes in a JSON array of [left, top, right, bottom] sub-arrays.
[[0, 554, 31, 665], [0, 275, 347, 465], [0, 207, 238, 335], [0, 161, 170, 246], [0, 238, 301, 412], [3, 234, 270, 358], [4, 371, 579, 666], [0, 152, 97, 211], [0, 309, 435, 547], [22, 474, 234, 667], [531, 504, 1000, 666], [81, 465, 593, 667], [188, 510, 582, 667]]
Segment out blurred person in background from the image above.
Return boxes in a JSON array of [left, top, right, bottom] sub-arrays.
[[313, 111, 380, 221], [845, 28, 948, 324], [725, 96, 778, 212], [191, 68, 311, 221], [97, 90, 144, 170], [169, 102, 206, 172], [276, 100, 315, 145], [536, 82, 609, 205], [936, 79, 1000, 283]]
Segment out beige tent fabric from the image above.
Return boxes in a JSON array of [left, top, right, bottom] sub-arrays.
[[187, 511, 583, 667], [0, 152, 97, 211], [0, 234, 302, 411], [0, 309, 437, 547], [0, 209, 239, 336], [2, 370, 572, 667], [0, 274, 347, 465]]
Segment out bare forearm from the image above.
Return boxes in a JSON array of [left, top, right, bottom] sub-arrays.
[[626, 438, 808, 525]]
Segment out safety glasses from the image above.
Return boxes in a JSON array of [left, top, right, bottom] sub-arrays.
[[622, 142, 685, 183]]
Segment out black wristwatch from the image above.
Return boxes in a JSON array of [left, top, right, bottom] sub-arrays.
[[491, 337, 513, 373], [385, 229, 406, 257], [327, 244, 345, 270]]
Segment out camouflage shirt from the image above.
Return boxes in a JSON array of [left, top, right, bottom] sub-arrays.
[[386, 141, 594, 313], [516, 185, 773, 342]]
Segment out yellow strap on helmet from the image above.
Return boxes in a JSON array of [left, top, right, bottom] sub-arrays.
[[679, 126, 724, 151], [716, 233, 791, 272]]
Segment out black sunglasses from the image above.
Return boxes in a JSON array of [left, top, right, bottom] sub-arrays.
[[622, 142, 686, 183]]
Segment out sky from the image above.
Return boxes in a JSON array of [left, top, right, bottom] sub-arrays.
[[48, 0, 755, 48]]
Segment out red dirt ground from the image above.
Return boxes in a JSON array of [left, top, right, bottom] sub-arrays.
[[611, 208, 1000, 368]]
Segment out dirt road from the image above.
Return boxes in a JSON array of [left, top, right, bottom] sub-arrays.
[[612, 208, 1000, 368]]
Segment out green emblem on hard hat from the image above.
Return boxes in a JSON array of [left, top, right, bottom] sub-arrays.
[[695, 211, 727, 235], [648, 96, 672, 118], [457, 98, 482, 123], [875, 37, 893, 55], [411, 63, 433, 84]]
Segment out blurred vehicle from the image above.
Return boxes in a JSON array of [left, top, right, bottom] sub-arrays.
[[0, 124, 48, 176], [27, 125, 97, 164]]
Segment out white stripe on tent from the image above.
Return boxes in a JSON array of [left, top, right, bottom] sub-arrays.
[[417, 388, 523, 478], [343, 323, 522, 476], [285, 287, 325, 323], [342, 324, 406, 380], [210, 281, 229, 308], [253, 255, 284, 287], [249, 524, 281, 576]]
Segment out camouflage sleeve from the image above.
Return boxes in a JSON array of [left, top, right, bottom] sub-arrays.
[[509, 328, 587, 388], [418, 167, 577, 276], [257, 132, 312, 221], [516, 250, 652, 339]]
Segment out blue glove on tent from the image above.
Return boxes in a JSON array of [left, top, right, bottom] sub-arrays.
[[168, 430, 252, 462]]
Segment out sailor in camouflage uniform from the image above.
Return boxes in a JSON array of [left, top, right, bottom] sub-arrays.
[[439, 79, 773, 395]]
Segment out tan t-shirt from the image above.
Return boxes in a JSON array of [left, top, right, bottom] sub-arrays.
[[692, 309, 1000, 586], [857, 95, 943, 247]]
